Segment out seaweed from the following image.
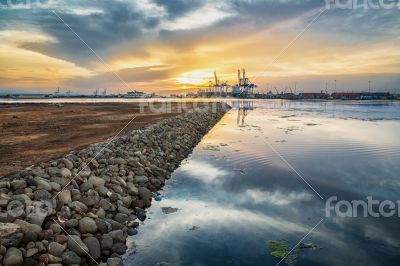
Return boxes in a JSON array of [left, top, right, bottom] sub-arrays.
[[266, 240, 289, 259], [203, 144, 220, 151], [266, 240, 319, 266]]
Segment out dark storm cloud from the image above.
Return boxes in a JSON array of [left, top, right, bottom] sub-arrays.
[[153, 0, 204, 19], [0, 0, 321, 67], [0, 0, 162, 66]]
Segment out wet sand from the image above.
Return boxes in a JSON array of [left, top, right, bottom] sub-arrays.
[[0, 102, 206, 177]]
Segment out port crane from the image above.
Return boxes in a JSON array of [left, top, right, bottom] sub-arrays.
[[54, 87, 60, 97], [236, 69, 257, 96], [207, 72, 228, 94]]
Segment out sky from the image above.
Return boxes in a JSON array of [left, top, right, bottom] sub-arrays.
[[0, 0, 399, 95]]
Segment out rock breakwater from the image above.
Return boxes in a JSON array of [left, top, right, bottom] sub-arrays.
[[0, 103, 229, 266]]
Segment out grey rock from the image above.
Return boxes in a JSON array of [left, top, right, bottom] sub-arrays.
[[117, 205, 132, 216], [114, 213, 129, 224], [50, 223, 62, 234], [47, 253, 63, 263], [99, 199, 115, 211], [127, 183, 138, 196], [127, 228, 138, 236], [112, 184, 123, 194], [79, 182, 93, 193], [50, 177, 68, 187], [96, 208, 106, 219], [108, 230, 126, 243], [62, 158, 74, 170], [114, 158, 127, 165], [10, 180, 27, 190], [35, 241, 46, 252], [14, 220, 42, 236], [48, 242, 66, 257], [48, 167, 61, 177], [60, 168, 72, 178], [49, 182, 61, 192], [26, 247, 39, 257], [3, 247, 23, 265], [79, 169, 91, 178], [0, 223, 23, 247], [0, 181, 10, 189], [58, 190, 72, 204], [138, 187, 152, 199], [69, 201, 88, 213], [30, 167, 45, 177], [33, 189, 52, 201], [65, 218, 78, 228], [11, 194, 31, 205], [98, 186, 109, 197], [108, 165, 119, 172], [79, 217, 98, 234], [67, 235, 89, 256], [26, 210, 48, 226], [62, 251, 81, 265], [111, 242, 127, 255], [37, 180, 52, 192], [134, 175, 148, 184], [0, 245, 6, 255], [88, 176, 105, 187], [107, 257, 123, 266], [0, 193, 10, 207], [100, 234, 113, 250], [80, 190, 100, 206], [83, 236, 101, 259]]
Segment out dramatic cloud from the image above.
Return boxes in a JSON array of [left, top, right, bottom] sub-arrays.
[[0, 0, 399, 93]]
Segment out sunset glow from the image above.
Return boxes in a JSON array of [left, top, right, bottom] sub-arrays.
[[0, 1, 398, 94]]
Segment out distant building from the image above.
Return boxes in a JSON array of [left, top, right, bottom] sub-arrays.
[[299, 92, 329, 99], [123, 91, 151, 98], [331, 92, 362, 100]]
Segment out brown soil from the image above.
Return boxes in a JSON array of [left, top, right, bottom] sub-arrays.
[[0, 102, 207, 177]]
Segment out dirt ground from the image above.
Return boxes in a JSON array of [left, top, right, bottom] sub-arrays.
[[0, 102, 207, 177]]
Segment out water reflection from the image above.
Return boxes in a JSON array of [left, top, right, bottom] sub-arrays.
[[126, 100, 400, 266], [236, 101, 254, 127]]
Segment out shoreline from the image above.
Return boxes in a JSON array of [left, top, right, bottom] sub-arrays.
[[0, 103, 230, 266], [0, 102, 213, 177]]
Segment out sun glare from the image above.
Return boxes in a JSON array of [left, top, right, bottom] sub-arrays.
[[176, 70, 212, 85]]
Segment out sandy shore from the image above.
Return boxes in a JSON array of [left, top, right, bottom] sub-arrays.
[[0, 102, 210, 177]]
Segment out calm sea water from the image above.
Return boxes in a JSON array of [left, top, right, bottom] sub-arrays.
[[5, 98, 399, 265], [123, 100, 400, 266]]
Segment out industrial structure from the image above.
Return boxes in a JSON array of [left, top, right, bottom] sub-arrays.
[[197, 69, 258, 98], [231, 69, 257, 97]]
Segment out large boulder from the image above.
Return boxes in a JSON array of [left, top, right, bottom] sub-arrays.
[[58, 190, 72, 204], [79, 217, 98, 234], [60, 168, 72, 178], [3, 247, 23, 266], [0, 223, 23, 247], [88, 176, 105, 188], [48, 242, 66, 257], [10, 180, 27, 190], [67, 235, 89, 256], [83, 236, 101, 260]]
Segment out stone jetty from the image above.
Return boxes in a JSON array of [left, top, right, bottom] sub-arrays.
[[0, 103, 229, 266]]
